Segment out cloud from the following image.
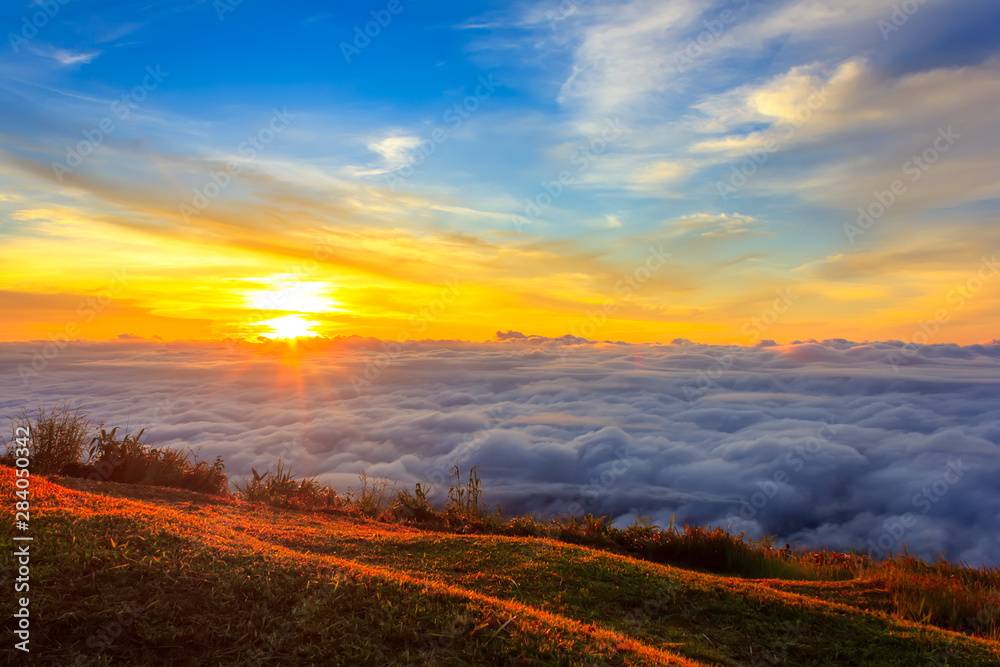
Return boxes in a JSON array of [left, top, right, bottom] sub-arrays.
[[498, 0, 999, 215], [555, 0, 700, 114], [368, 134, 424, 169], [668, 212, 762, 238], [31, 46, 102, 66], [2, 335, 999, 566], [690, 56, 1000, 212]]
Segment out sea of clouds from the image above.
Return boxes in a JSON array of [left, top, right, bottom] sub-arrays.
[[3, 333, 999, 566]]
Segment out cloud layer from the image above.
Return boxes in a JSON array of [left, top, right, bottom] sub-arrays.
[[3, 334, 999, 565]]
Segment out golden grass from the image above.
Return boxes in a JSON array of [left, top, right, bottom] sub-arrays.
[[12, 467, 1000, 666]]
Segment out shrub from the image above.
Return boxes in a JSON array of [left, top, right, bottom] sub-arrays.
[[0, 405, 93, 474], [347, 469, 396, 519], [391, 482, 440, 525], [233, 459, 341, 511], [445, 465, 502, 529], [873, 550, 1000, 640], [86, 426, 227, 495]]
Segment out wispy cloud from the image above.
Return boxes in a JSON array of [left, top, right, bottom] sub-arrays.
[[31, 46, 103, 66]]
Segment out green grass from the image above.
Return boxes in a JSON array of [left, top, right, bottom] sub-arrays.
[[10, 468, 1000, 666]]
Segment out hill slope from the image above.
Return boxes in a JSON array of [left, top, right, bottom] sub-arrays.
[[4, 468, 999, 666]]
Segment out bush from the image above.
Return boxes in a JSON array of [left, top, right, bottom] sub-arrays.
[[86, 425, 228, 495], [0, 405, 93, 474], [391, 482, 439, 525], [445, 466, 485, 526], [347, 469, 396, 519], [233, 459, 341, 511], [873, 550, 1000, 640]]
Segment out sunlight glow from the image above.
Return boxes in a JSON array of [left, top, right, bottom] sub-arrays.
[[242, 278, 344, 314], [237, 277, 349, 339], [251, 314, 321, 339]]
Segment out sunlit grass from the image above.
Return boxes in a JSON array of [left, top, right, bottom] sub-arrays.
[[15, 467, 1000, 666]]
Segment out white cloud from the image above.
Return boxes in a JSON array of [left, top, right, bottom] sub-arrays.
[[555, 0, 700, 114], [669, 212, 762, 238], [510, 0, 997, 215], [694, 57, 1000, 212], [3, 334, 999, 566], [31, 46, 102, 66], [368, 134, 424, 169]]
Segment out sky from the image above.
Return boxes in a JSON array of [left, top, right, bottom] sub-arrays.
[[1, 0, 998, 344]]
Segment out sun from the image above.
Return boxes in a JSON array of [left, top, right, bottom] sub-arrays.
[[238, 276, 349, 339], [252, 314, 320, 339]]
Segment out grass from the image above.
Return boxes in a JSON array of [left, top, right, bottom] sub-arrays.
[[9, 467, 1000, 666]]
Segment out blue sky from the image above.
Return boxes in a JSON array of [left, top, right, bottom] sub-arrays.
[[1, 0, 999, 343]]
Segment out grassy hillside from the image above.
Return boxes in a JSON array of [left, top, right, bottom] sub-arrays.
[[4, 467, 999, 666]]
